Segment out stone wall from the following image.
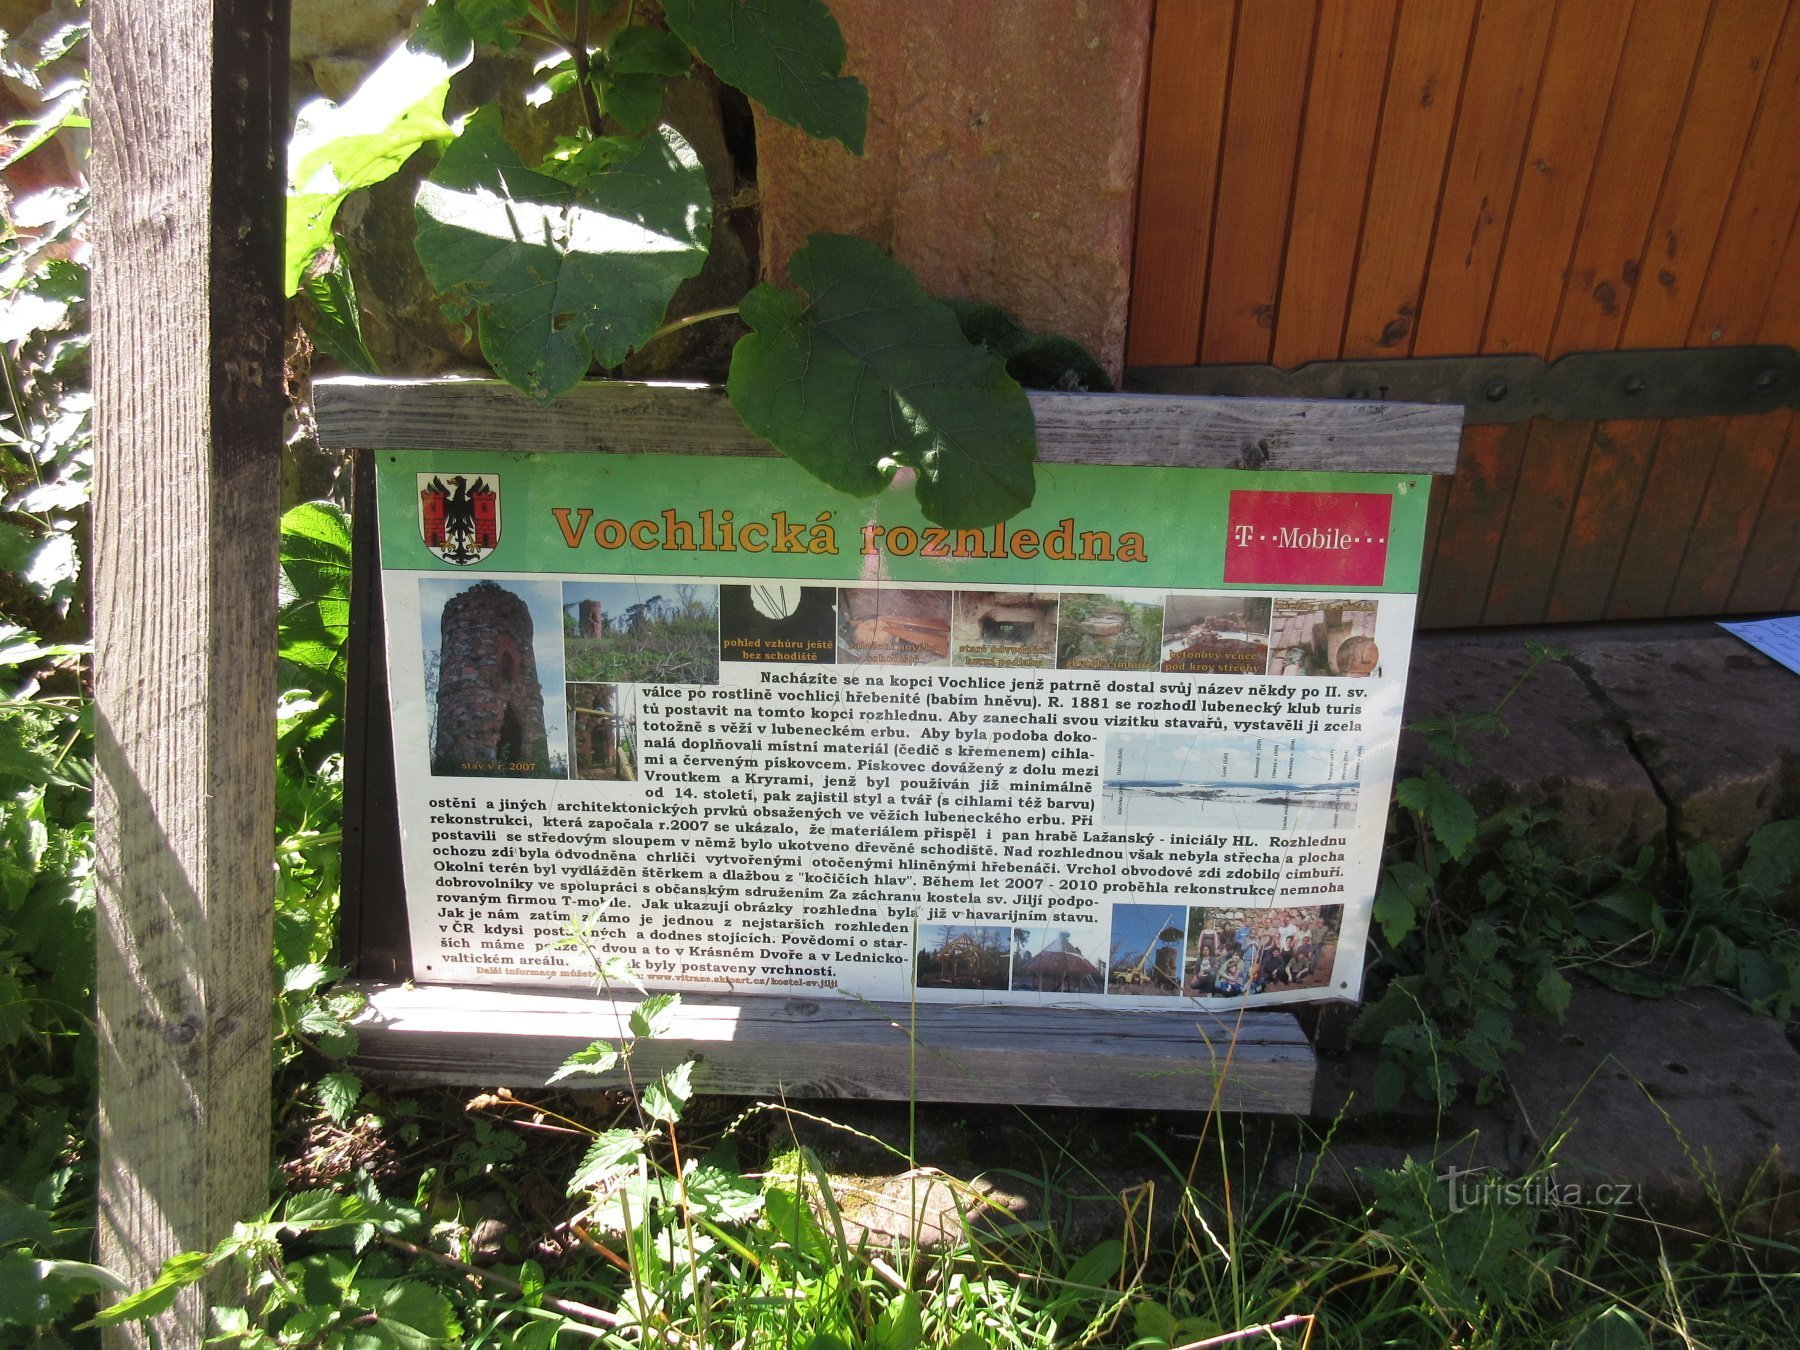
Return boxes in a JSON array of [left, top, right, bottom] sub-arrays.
[[753, 0, 1152, 382]]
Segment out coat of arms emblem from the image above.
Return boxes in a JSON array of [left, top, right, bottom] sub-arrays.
[[419, 474, 500, 565]]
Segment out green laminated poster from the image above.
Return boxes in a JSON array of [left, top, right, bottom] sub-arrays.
[[377, 450, 1430, 1009]]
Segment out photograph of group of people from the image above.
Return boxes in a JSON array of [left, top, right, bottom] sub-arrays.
[[1184, 904, 1342, 996]]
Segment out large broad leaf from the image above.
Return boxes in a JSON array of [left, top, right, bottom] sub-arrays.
[[939, 298, 1115, 393], [285, 2, 474, 293], [662, 0, 866, 154], [299, 252, 381, 375], [415, 108, 712, 401], [729, 235, 1037, 526], [279, 502, 352, 684]]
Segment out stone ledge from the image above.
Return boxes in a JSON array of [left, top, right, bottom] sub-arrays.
[[1397, 636, 1664, 862], [1561, 626, 1800, 869]]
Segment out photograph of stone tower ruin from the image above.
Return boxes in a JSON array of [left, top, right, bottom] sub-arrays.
[[561, 580, 720, 684], [421, 578, 567, 779]]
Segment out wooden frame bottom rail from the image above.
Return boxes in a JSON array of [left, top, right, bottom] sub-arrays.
[[348, 983, 1317, 1113]]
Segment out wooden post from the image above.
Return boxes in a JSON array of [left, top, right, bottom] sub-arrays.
[[90, 0, 288, 1340]]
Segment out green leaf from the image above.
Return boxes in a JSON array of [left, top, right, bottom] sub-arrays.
[[282, 959, 343, 996], [730, 235, 1037, 525], [568, 1127, 646, 1193], [1688, 925, 1738, 983], [608, 25, 693, 77], [629, 991, 680, 1040], [546, 1039, 620, 1083], [373, 1280, 463, 1345], [285, 1, 474, 292], [455, 0, 529, 50], [681, 1163, 762, 1222], [1371, 1057, 1408, 1112], [1051, 1238, 1124, 1318], [84, 1249, 211, 1326], [0, 1196, 54, 1249], [1395, 770, 1479, 861], [601, 73, 665, 133], [0, 1253, 126, 1327], [415, 109, 712, 400], [279, 502, 353, 700], [1133, 1301, 1177, 1344], [317, 1070, 363, 1125], [299, 252, 381, 374], [1740, 820, 1800, 901], [939, 298, 1114, 392], [869, 1291, 924, 1350], [641, 1058, 694, 1125], [1533, 966, 1572, 1022], [1685, 845, 1724, 905], [662, 0, 866, 154], [1373, 861, 1430, 947]]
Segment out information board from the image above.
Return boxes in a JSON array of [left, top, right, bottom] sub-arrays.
[[375, 449, 1430, 1011]]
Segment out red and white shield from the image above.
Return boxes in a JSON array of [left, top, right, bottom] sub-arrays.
[[419, 473, 500, 565]]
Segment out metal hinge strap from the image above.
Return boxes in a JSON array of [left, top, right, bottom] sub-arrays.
[[1126, 346, 1800, 424]]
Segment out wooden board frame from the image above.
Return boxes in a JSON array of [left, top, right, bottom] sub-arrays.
[[316, 375, 1462, 1114]]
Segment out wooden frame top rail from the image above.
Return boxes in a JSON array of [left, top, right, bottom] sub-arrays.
[[311, 376, 1462, 474]]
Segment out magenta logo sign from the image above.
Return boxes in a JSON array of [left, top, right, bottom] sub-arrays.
[[1223, 490, 1392, 587]]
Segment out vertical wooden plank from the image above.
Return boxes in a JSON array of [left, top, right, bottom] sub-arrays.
[[1542, 0, 1712, 621], [1272, 0, 1398, 368], [1476, 0, 1634, 624], [1408, 0, 1556, 358], [1615, 0, 1786, 349], [1340, 0, 1480, 360], [1667, 181, 1800, 612], [1428, 0, 1631, 625], [1197, 0, 1317, 364], [1414, 474, 1452, 607], [1610, 1, 1799, 616], [1567, 0, 1783, 620], [1417, 422, 1524, 628], [1725, 424, 1800, 612], [1549, 0, 1712, 356], [1126, 0, 1239, 365], [90, 0, 287, 1340], [1666, 410, 1795, 613], [1603, 416, 1728, 619], [1480, 0, 1633, 357], [1406, 0, 1550, 627], [1726, 170, 1800, 612]]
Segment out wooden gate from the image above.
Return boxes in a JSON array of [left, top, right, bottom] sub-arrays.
[[1128, 0, 1800, 627]]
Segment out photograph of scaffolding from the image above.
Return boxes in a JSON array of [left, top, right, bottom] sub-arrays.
[[565, 682, 636, 781], [1104, 903, 1186, 997], [914, 924, 1012, 990]]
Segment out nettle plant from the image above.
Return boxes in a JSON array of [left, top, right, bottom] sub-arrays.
[[292, 0, 1104, 527]]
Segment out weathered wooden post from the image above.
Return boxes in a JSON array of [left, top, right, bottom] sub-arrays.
[[91, 0, 289, 1340]]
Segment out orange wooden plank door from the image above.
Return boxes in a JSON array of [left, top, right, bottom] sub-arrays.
[[1128, 0, 1800, 626]]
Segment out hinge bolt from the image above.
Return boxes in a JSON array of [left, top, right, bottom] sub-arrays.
[[1753, 369, 1776, 389], [1483, 380, 1508, 402], [1349, 383, 1375, 400], [1623, 376, 1646, 395]]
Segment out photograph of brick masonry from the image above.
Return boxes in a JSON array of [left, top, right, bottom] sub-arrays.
[[43, 0, 1800, 1342]]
